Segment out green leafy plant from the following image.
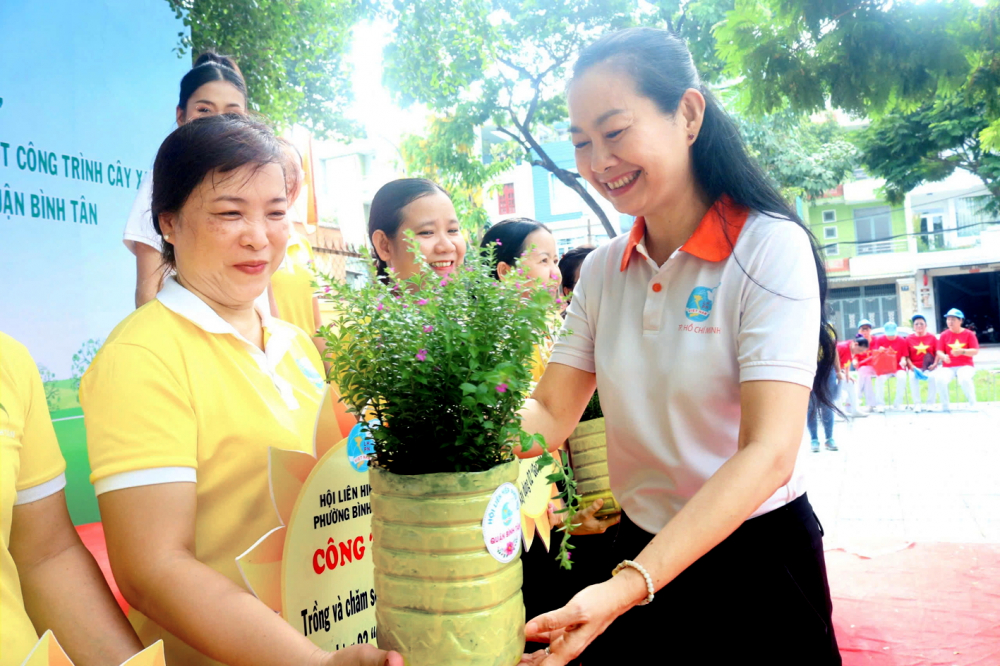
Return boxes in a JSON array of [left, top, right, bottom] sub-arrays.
[[316, 236, 555, 475], [539, 450, 581, 570]]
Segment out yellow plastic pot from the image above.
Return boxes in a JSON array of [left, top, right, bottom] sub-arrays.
[[567, 418, 621, 518], [370, 460, 524, 666]]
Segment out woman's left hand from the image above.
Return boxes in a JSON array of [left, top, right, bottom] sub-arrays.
[[548, 499, 620, 536], [522, 573, 644, 665]]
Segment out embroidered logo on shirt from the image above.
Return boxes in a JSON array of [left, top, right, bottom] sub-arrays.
[[684, 285, 717, 322], [295, 357, 325, 392]]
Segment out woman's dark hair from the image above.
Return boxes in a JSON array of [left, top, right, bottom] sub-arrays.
[[854, 335, 870, 349], [178, 51, 247, 113], [573, 28, 838, 409], [368, 178, 449, 277], [151, 114, 284, 267], [558, 245, 595, 293], [479, 217, 552, 280]]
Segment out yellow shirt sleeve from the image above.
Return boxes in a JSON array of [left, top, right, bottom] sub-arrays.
[[3, 335, 66, 491], [81, 343, 197, 483]]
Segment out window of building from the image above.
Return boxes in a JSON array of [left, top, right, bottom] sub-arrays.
[[823, 226, 838, 240], [825, 243, 839, 257], [955, 195, 996, 238], [853, 206, 893, 254], [498, 183, 515, 215], [821, 210, 836, 224]]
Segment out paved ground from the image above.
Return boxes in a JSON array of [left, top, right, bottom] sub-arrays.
[[801, 401, 1000, 547]]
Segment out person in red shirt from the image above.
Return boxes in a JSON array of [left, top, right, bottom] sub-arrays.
[[855, 319, 877, 407], [872, 322, 911, 410], [835, 335, 869, 416], [935, 308, 979, 410], [906, 314, 940, 411]]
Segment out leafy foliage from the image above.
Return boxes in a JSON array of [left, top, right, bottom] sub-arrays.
[[733, 109, 859, 200], [401, 114, 516, 241], [380, 0, 643, 238], [36, 364, 59, 412], [71, 339, 103, 391], [716, 0, 1000, 206], [858, 96, 1000, 207], [316, 238, 555, 475], [166, 0, 360, 138]]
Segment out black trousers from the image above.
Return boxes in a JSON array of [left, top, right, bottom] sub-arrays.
[[590, 494, 841, 665]]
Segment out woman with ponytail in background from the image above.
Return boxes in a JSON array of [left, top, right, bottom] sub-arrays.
[[518, 28, 841, 665], [124, 51, 251, 308], [367, 178, 465, 285]]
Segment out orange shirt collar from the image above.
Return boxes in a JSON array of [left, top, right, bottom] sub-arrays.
[[620, 196, 751, 271]]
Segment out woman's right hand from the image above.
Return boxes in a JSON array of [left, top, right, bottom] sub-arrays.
[[319, 645, 403, 666]]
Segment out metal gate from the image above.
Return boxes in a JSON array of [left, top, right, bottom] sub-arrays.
[[828, 283, 898, 341]]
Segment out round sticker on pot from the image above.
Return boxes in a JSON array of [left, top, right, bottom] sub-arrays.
[[482, 482, 522, 563], [346, 420, 377, 472]]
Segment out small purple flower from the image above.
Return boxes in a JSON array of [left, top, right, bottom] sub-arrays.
[[417, 298, 428, 306], [566, 552, 572, 561], [415, 349, 428, 362], [323, 285, 331, 293], [440, 278, 450, 287], [496, 383, 508, 393], [402, 304, 409, 309], [423, 325, 434, 333], [495, 240, 502, 246], [376, 302, 384, 311], [514, 283, 522, 291]]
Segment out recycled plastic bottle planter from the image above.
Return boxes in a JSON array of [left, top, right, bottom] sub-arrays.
[[370, 459, 525, 666], [567, 418, 621, 519]]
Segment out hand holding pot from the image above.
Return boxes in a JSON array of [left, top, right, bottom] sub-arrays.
[[523, 570, 647, 665], [318, 644, 404, 666]]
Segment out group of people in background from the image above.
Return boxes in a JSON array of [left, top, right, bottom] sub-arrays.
[[809, 306, 981, 452], [4, 27, 865, 666]]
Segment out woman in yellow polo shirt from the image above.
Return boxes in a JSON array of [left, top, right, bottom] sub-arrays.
[[1, 332, 141, 665], [518, 29, 840, 665], [368, 178, 466, 285], [81, 115, 401, 666]]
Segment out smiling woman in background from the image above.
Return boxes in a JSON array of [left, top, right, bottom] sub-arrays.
[[124, 51, 250, 309], [368, 178, 465, 284], [83, 114, 400, 666]]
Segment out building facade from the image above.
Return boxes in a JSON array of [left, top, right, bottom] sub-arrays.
[[805, 170, 1000, 344], [485, 140, 634, 255]]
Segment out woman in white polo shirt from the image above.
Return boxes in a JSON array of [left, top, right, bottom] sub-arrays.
[[518, 29, 840, 665]]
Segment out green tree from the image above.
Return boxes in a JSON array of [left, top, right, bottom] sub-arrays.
[[734, 109, 859, 201], [400, 114, 515, 241], [716, 0, 1000, 203], [381, 0, 645, 238], [857, 96, 1000, 207], [71, 339, 103, 391], [166, 0, 361, 138], [36, 364, 60, 412]]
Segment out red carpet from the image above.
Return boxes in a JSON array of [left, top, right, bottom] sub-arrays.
[[829, 543, 1000, 665], [75, 522, 129, 614]]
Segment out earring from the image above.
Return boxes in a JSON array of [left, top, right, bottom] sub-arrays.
[[163, 234, 170, 241], [688, 134, 695, 141]]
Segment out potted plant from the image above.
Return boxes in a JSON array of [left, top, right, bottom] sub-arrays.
[[566, 392, 620, 519], [317, 238, 554, 666]]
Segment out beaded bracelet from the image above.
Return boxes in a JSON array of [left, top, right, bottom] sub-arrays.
[[611, 559, 655, 606]]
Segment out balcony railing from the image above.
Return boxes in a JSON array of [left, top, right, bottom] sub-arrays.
[[856, 239, 909, 255]]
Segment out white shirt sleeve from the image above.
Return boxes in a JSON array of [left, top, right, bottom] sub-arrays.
[[123, 174, 162, 255], [549, 250, 599, 374], [14, 473, 67, 505], [737, 217, 820, 388]]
